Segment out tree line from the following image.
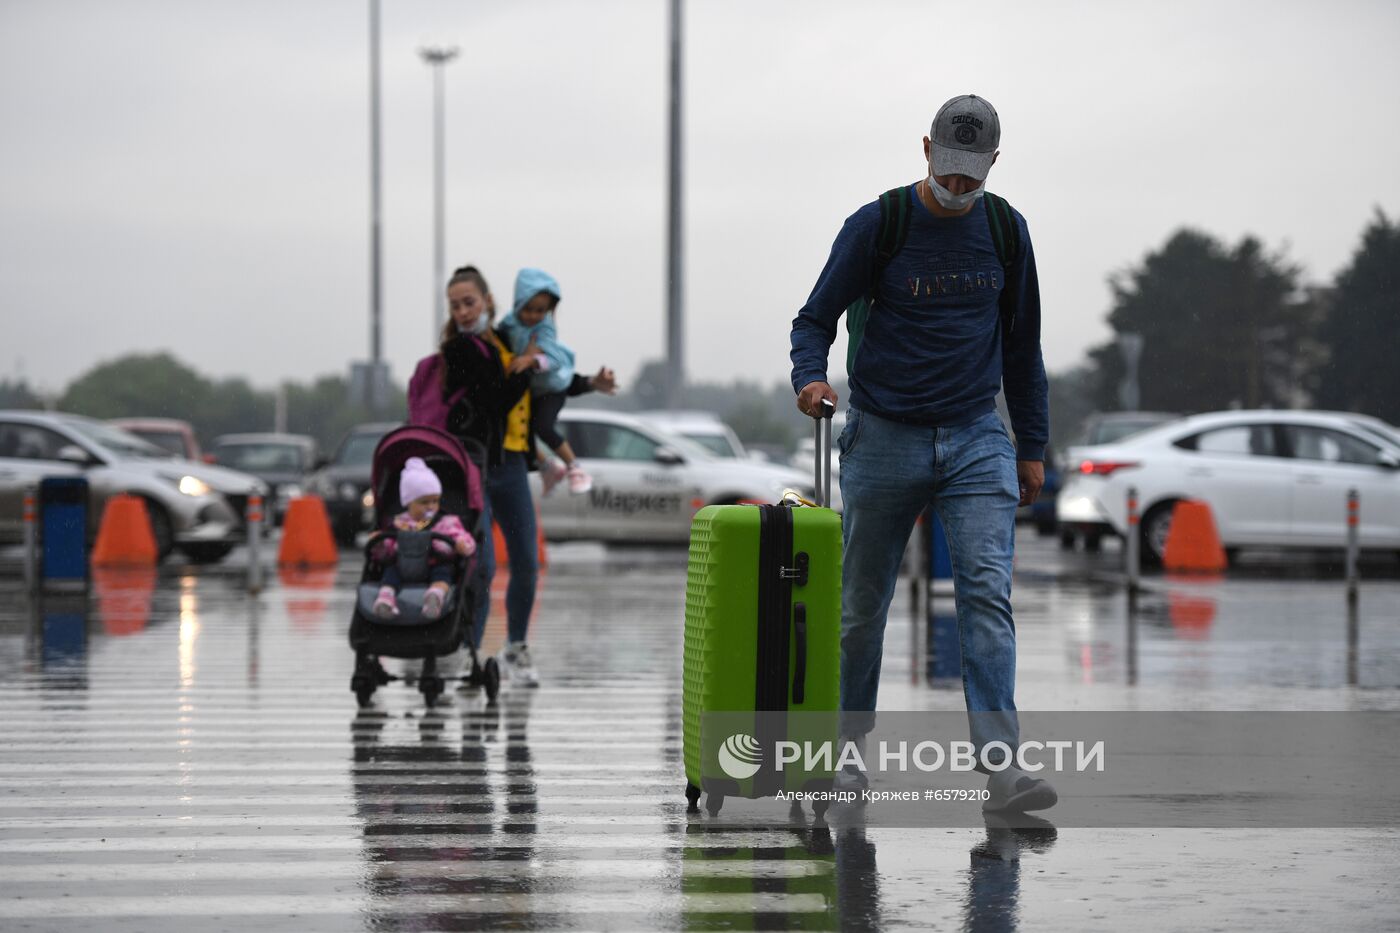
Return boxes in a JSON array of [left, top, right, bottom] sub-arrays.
[[1, 354, 405, 455]]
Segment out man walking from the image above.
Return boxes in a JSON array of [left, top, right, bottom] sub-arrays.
[[789, 94, 1054, 811]]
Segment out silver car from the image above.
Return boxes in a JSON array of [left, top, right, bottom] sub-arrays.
[[533, 409, 818, 543], [0, 410, 267, 563]]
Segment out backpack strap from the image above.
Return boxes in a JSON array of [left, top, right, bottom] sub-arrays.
[[845, 186, 914, 375], [982, 191, 1023, 340]]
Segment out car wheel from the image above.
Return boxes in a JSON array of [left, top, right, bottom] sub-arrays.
[[142, 499, 175, 562], [1083, 529, 1102, 553], [1036, 518, 1057, 537], [1140, 501, 1178, 567], [180, 542, 235, 564], [1059, 528, 1076, 550]]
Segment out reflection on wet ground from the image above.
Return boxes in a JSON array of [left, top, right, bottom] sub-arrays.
[[1, 533, 1398, 930]]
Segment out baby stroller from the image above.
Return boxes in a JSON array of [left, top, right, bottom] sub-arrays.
[[348, 424, 500, 708]]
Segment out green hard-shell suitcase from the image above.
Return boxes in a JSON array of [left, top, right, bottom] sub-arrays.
[[683, 401, 842, 819]]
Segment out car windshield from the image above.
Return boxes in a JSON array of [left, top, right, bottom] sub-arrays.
[[683, 433, 737, 457], [130, 430, 188, 457], [335, 433, 383, 466], [214, 443, 306, 472], [653, 428, 717, 460], [1349, 419, 1400, 451], [63, 418, 172, 458]]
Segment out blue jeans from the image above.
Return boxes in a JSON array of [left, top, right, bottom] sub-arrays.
[[838, 407, 1020, 754], [469, 451, 540, 649]]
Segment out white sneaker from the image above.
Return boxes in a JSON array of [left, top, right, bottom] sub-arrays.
[[566, 465, 592, 495], [540, 459, 568, 497], [499, 641, 540, 688], [984, 766, 1058, 812], [832, 733, 868, 794]]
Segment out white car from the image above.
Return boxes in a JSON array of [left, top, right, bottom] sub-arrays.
[[1056, 409, 1400, 564], [0, 410, 268, 563], [533, 409, 819, 543]]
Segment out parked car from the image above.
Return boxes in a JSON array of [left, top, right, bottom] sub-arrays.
[[0, 410, 267, 563], [533, 409, 816, 543], [635, 410, 748, 459], [1055, 409, 1400, 565], [109, 418, 205, 462], [306, 422, 397, 546], [208, 433, 320, 525]]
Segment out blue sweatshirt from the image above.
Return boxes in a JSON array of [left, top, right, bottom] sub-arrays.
[[789, 183, 1049, 461]]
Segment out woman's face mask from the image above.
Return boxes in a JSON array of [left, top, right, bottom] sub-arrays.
[[928, 173, 985, 211], [456, 316, 489, 336]]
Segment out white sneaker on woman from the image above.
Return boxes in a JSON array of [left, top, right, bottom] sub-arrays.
[[499, 641, 540, 688]]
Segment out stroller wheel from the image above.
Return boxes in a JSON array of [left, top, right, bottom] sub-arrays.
[[351, 674, 375, 708], [355, 687, 375, 708], [421, 675, 443, 708], [483, 657, 501, 704]]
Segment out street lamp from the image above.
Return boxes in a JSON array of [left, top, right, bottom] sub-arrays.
[[419, 45, 459, 341]]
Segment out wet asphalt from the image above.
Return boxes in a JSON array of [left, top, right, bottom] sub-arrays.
[[1, 531, 1399, 931]]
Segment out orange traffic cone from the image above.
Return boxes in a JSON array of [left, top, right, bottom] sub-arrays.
[[277, 496, 339, 567], [1162, 500, 1228, 574], [91, 495, 158, 567]]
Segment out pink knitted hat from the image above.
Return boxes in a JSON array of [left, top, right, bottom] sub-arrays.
[[399, 457, 442, 505]]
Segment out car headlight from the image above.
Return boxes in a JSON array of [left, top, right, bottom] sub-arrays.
[[177, 475, 212, 497], [276, 484, 303, 499], [339, 482, 358, 500], [362, 490, 375, 509]]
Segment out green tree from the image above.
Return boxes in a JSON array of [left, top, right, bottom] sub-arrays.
[[58, 353, 404, 452], [1312, 210, 1400, 422], [1085, 230, 1314, 414], [60, 353, 214, 420]]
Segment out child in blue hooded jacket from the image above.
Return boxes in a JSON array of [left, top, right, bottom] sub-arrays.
[[498, 268, 592, 495]]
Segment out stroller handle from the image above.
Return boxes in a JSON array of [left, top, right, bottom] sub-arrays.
[[364, 529, 471, 568]]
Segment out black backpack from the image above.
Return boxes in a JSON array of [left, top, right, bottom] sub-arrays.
[[844, 185, 1023, 375]]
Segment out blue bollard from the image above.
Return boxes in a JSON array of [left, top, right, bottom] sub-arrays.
[[40, 477, 89, 589]]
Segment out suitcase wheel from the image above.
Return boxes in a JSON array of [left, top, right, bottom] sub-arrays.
[[685, 782, 701, 814]]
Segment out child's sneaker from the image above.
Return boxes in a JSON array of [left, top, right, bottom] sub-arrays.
[[566, 465, 592, 495], [421, 587, 445, 620], [499, 641, 540, 688], [540, 458, 569, 497], [372, 586, 399, 619]]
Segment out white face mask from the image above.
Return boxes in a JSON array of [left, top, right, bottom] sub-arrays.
[[456, 316, 489, 336], [928, 174, 985, 211]]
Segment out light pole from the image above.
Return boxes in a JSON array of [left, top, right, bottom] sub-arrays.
[[665, 0, 685, 408], [419, 45, 459, 341]]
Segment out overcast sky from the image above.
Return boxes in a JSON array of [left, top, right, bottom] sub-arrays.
[[3, 0, 1398, 398]]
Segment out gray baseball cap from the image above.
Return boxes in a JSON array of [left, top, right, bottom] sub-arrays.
[[930, 94, 1000, 181]]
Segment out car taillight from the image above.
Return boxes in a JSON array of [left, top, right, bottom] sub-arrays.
[[1078, 460, 1139, 476]]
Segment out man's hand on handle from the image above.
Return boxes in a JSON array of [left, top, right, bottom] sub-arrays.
[[797, 381, 838, 418], [1017, 460, 1044, 508]]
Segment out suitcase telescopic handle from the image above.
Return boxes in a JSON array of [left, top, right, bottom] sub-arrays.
[[813, 398, 835, 508]]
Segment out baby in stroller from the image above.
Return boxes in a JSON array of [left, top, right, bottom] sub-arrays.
[[368, 456, 476, 620]]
